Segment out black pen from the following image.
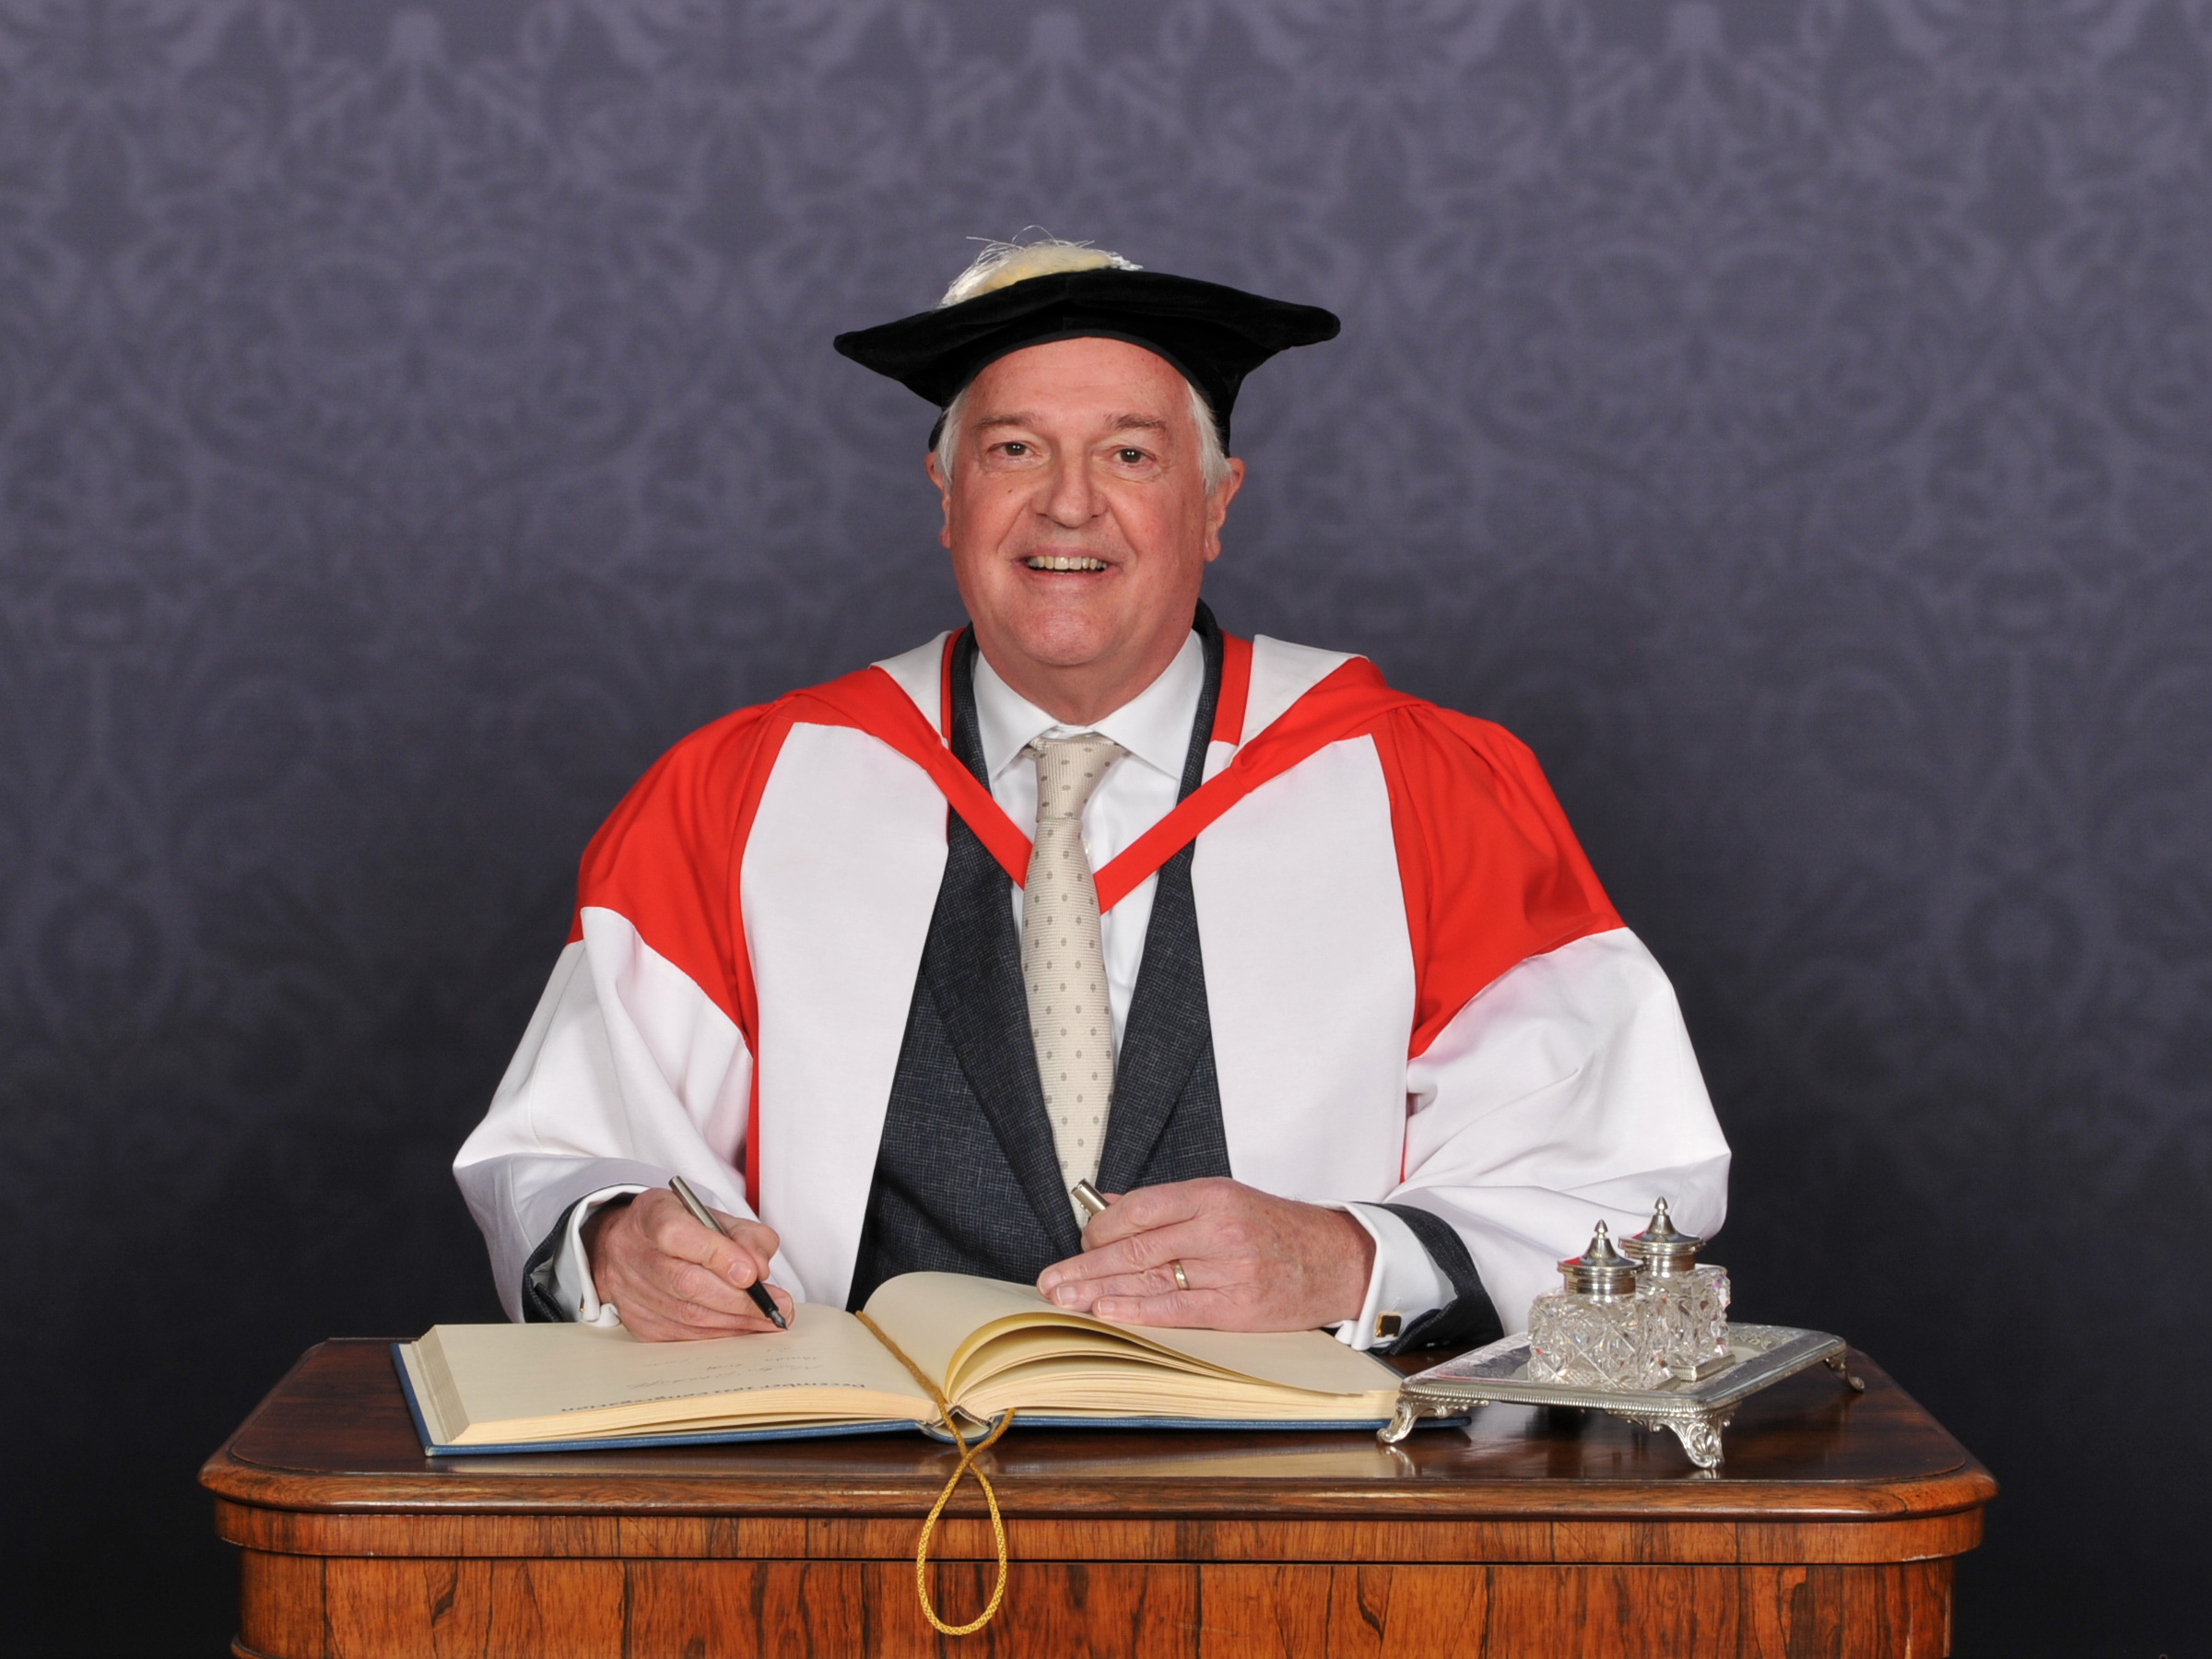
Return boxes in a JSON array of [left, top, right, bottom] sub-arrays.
[[668, 1175, 789, 1330]]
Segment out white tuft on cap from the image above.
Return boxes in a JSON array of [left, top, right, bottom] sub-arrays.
[[937, 229, 1142, 308]]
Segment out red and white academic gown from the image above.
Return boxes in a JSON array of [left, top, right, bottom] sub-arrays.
[[455, 630, 1730, 1335]]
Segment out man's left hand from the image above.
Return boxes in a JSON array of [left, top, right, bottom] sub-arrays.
[[1035, 1177, 1375, 1331]]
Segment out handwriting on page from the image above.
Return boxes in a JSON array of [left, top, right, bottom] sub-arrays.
[[555, 1346, 841, 1414]]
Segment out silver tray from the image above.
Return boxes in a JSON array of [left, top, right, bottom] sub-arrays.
[[1379, 1323, 1864, 1470]]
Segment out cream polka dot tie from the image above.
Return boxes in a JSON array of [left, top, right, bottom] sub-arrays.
[[1023, 734, 1126, 1218]]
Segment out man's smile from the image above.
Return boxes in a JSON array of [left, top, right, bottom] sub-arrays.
[[1022, 554, 1112, 572]]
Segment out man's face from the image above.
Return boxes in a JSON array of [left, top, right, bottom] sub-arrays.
[[927, 336, 1243, 710]]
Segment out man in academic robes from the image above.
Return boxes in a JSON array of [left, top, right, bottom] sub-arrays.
[[454, 237, 1730, 1353]]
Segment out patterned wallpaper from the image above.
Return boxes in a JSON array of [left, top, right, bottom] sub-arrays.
[[1, 3, 2205, 1653]]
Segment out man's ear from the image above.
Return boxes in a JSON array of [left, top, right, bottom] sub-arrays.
[[924, 452, 953, 549], [1201, 457, 1246, 563]]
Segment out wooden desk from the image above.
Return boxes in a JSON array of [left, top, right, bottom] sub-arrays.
[[203, 1339, 1993, 1657]]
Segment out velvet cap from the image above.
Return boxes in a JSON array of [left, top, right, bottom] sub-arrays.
[[833, 266, 1340, 450]]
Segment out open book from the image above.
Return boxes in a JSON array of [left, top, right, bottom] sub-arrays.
[[396, 1271, 1404, 1453]]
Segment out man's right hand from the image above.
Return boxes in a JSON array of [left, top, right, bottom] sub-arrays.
[[581, 1189, 794, 1341]]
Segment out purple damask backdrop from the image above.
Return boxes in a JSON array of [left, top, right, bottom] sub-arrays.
[[2, 3, 2205, 1653]]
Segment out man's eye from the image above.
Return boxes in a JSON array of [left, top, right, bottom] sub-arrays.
[[999, 441, 1030, 457], [1116, 448, 1147, 465]]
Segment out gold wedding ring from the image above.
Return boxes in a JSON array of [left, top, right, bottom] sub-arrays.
[[1170, 1259, 1189, 1292]]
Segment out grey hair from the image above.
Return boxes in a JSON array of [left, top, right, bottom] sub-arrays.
[[933, 374, 1231, 493]]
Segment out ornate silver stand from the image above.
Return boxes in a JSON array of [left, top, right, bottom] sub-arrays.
[[1379, 1324, 1864, 1471]]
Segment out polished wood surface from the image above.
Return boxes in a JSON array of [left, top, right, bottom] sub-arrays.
[[204, 1338, 1994, 1657]]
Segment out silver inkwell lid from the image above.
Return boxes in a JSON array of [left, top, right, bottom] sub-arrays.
[[1558, 1220, 1641, 1300], [1623, 1196, 1704, 1279]]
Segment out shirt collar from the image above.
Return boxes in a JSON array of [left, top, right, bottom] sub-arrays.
[[972, 630, 1206, 784]]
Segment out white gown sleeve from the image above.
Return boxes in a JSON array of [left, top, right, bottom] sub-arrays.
[[1394, 927, 1731, 1335], [453, 907, 790, 1321]]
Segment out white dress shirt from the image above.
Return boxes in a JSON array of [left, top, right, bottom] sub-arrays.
[[552, 631, 1451, 1344], [971, 632, 1200, 1051]]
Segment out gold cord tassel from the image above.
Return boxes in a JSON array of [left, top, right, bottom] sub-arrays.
[[853, 1309, 1018, 1637], [913, 1409, 1017, 1636]]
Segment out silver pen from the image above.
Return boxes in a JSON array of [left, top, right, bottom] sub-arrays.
[[668, 1175, 788, 1330], [1071, 1180, 1108, 1218]]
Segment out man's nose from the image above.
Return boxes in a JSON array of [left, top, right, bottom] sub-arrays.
[[1041, 456, 1101, 527]]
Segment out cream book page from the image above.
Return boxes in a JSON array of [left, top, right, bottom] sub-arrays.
[[406, 1302, 935, 1445], [859, 1273, 1401, 1420]]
